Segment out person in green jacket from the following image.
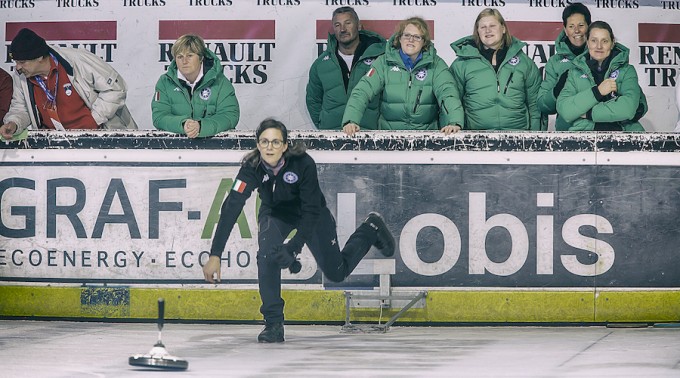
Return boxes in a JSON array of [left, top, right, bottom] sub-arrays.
[[306, 6, 385, 131], [342, 16, 464, 135], [152, 34, 239, 138], [537, 3, 591, 131], [675, 82, 680, 132], [556, 21, 646, 131], [449, 8, 542, 131]]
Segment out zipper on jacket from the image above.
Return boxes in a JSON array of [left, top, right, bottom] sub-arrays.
[[440, 100, 449, 115], [496, 77, 500, 93], [413, 89, 423, 113], [503, 72, 514, 95]]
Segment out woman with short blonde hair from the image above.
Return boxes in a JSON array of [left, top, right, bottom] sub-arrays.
[[170, 34, 206, 61], [152, 34, 240, 138]]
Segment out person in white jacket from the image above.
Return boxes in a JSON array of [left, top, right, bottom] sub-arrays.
[[1, 28, 137, 140]]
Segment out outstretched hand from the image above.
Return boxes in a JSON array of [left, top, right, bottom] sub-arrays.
[[203, 255, 221, 283]]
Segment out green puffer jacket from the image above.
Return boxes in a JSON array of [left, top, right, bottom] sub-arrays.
[[306, 30, 385, 130], [342, 34, 464, 130], [556, 43, 646, 131], [537, 30, 583, 131], [152, 49, 239, 137], [449, 36, 542, 130]]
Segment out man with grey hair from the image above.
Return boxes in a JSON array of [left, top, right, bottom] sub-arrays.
[[305, 6, 385, 131]]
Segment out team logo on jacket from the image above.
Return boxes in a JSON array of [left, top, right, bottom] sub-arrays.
[[263, 174, 270, 183], [63, 83, 73, 97], [508, 56, 520, 66], [200, 88, 212, 100], [323, 55, 330, 61], [560, 58, 570, 63], [363, 58, 374, 65], [580, 73, 589, 79], [609, 70, 619, 79], [415, 68, 428, 81], [283, 171, 298, 184], [391, 66, 400, 72]]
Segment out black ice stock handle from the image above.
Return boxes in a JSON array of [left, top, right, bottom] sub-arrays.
[[157, 298, 165, 330]]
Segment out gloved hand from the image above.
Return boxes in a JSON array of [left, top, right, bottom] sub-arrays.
[[553, 71, 569, 98], [270, 243, 301, 269]]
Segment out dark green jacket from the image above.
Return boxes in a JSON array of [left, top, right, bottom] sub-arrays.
[[450, 36, 542, 130], [556, 43, 646, 131], [537, 30, 583, 131], [306, 30, 385, 130], [152, 49, 239, 137], [342, 34, 464, 130]]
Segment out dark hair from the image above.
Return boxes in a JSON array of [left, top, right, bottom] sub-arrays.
[[332, 6, 359, 24], [255, 117, 288, 143], [586, 20, 615, 41], [392, 16, 431, 51], [562, 3, 591, 27], [242, 118, 306, 167]]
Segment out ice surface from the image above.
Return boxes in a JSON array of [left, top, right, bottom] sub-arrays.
[[2, 320, 679, 377]]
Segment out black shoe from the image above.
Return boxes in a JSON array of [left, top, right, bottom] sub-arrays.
[[257, 322, 284, 343], [364, 212, 395, 257]]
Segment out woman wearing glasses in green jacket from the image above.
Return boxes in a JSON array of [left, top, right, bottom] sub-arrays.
[[342, 16, 464, 135]]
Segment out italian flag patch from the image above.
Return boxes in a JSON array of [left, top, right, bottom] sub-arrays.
[[232, 179, 247, 193], [366, 67, 376, 77]]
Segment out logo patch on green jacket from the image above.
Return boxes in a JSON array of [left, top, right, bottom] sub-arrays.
[[200, 87, 212, 100]]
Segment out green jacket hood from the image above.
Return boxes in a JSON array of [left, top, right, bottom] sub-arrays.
[[554, 30, 588, 60], [385, 32, 437, 69], [325, 29, 386, 61], [554, 30, 571, 56], [571, 42, 630, 74], [450, 36, 527, 63], [165, 48, 223, 88]]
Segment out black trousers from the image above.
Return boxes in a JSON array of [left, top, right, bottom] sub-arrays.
[[256, 207, 377, 324]]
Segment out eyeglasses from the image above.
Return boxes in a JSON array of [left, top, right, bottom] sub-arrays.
[[401, 33, 423, 42], [258, 138, 284, 149]]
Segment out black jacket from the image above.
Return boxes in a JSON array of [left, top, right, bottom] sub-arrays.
[[210, 152, 326, 257]]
